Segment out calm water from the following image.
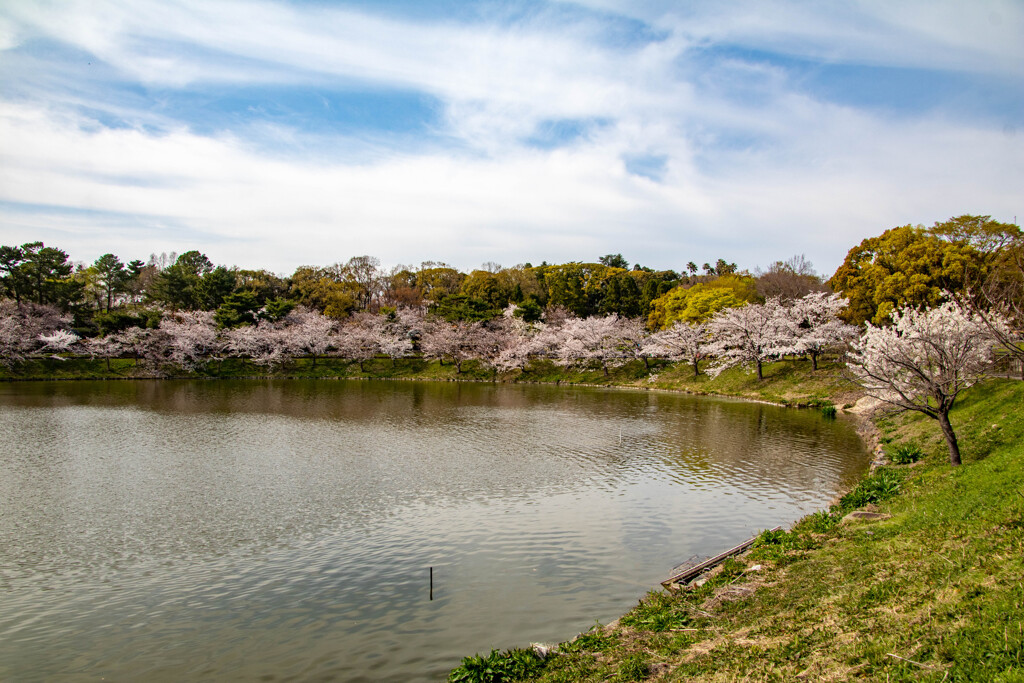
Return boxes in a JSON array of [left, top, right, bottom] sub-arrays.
[[0, 380, 868, 682]]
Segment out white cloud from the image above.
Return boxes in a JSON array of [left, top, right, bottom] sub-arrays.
[[0, 0, 1021, 278], [566, 0, 1024, 75], [2, 96, 1020, 276]]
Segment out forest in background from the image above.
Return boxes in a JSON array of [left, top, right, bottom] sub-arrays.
[[3, 215, 1019, 330]]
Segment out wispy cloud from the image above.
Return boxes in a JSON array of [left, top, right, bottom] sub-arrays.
[[0, 0, 1021, 275]]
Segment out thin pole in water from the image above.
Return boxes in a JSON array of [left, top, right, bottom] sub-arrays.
[[430, 566, 433, 601]]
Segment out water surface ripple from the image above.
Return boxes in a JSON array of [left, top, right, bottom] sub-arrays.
[[0, 380, 867, 682]]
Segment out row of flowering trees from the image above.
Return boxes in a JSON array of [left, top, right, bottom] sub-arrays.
[[3, 290, 1018, 467], [2, 292, 858, 376]]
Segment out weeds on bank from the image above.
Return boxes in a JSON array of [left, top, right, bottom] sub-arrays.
[[449, 648, 545, 683]]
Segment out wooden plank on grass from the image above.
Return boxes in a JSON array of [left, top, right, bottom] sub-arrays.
[[661, 526, 781, 589]]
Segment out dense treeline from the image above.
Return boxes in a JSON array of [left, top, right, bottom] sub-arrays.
[[0, 243, 831, 335], [3, 215, 1019, 331]]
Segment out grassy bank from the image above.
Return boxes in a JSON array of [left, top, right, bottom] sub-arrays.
[[451, 379, 1024, 682]]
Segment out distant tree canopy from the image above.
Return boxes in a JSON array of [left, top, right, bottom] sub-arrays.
[[527, 262, 680, 319], [828, 216, 1020, 325], [754, 254, 827, 302], [148, 250, 237, 311], [289, 265, 358, 319], [429, 294, 499, 322], [647, 275, 760, 330], [4, 213, 1018, 342], [598, 253, 629, 269], [0, 241, 82, 310]]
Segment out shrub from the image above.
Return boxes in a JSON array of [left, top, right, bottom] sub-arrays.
[[750, 527, 820, 563], [448, 648, 544, 682], [561, 625, 615, 653], [793, 510, 840, 534], [888, 442, 923, 464], [820, 404, 837, 419], [835, 468, 904, 512], [620, 590, 692, 631]]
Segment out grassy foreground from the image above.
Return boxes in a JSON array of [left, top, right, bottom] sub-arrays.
[[450, 379, 1024, 682]]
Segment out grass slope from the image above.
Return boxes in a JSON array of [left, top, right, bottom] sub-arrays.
[[461, 380, 1024, 682]]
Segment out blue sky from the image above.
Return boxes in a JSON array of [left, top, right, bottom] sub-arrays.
[[0, 0, 1021, 277]]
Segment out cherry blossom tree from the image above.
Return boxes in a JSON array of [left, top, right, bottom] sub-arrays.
[[362, 311, 414, 367], [554, 314, 630, 376], [615, 316, 652, 369], [645, 320, 712, 378], [83, 334, 121, 370], [394, 306, 426, 334], [224, 321, 292, 368], [469, 321, 515, 377], [785, 292, 859, 370], [374, 323, 414, 367], [37, 330, 80, 357], [0, 314, 29, 367], [528, 318, 568, 362], [707, 298, 790, 380], [159, 310, 220, 370], [111, 326, 158, 367], [336, 314, 381, 370], [490, 330, 535, 374], [0, 299, 74, 367], [283, 308, 335, 367], [489, 308, 544, 374], [847, 300, 1009, 465], [420, 319, 481, 373]]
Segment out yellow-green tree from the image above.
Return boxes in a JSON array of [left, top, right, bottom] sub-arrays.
[[416, 266, 465, 303], [289, 265, 357, 319], [460, 270, 509, 309], [648, 275, 759, 330], [828, 219, 1004, 325]]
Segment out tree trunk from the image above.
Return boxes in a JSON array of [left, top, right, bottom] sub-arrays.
[[810, 350, 819, 371], [693, 360, 700, 378], [756, 358, 763, 380], [937, 410, 962, 466]]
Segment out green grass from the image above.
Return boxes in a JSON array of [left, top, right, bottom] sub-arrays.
[[467, 379, 1024, 682], [642, 355, 858, 407]]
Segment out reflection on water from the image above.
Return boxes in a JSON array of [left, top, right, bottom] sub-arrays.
[[0, 380, 867, 682]]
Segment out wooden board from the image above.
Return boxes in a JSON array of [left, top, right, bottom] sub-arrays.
[[661, 526, 782, 589]]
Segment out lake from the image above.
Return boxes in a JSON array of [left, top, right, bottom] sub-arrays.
[[0, 379, 868, 681]]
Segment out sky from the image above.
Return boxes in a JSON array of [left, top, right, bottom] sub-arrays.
[[0, 0, 1021, 278]]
